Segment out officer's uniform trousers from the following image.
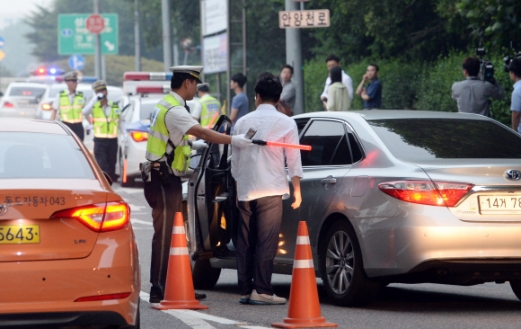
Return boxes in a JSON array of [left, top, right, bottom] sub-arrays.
[[93, 137, 118, 181], [63, 122, 84, 141], [144, 166, 183, 297]]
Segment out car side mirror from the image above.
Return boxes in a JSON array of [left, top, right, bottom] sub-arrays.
[[102, 171, 113, 186]]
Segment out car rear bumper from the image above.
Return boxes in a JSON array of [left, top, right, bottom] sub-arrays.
[[357, 205, 521, 280], [0, 226, 139, 326], [0, 311, 129, 328]]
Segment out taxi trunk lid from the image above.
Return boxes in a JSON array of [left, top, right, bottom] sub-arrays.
[[0, 180, 108, 262]]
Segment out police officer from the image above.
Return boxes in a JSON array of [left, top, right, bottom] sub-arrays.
[[143, 66, 252, 304], [82, 80, 124, 182], [50, 71, 86, 141], [192, 83, 222, 165]]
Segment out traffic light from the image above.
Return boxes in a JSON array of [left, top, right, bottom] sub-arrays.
[[31, 67, 65, 76]]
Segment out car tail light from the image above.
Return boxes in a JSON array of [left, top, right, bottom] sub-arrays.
[[75, 292, 131, 302], [3, 101, 14, 108], [51, 202, 130, 232], [130, 131, 148, 142], [41, 103, 52, 111], [378, 181, 473, 207]]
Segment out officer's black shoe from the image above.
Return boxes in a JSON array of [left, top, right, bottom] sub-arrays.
[[195, 292, 207, 300], [149, 295, 162, 303], [149, 286, 163, 303]]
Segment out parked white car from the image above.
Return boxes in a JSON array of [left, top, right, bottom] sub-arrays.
[[0, 82, 47, 118]]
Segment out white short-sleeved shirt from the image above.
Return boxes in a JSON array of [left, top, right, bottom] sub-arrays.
[[231, 104, 303, 201], [156, 91, 199, 162]]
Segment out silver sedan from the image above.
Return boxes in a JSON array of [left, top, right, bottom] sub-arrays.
[[187, 110, 521, 306]]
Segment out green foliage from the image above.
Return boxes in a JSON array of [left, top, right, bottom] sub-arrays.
[[415, 53, 463, 112], [454, 0, 521, 51], [303, 58, 325, 112]]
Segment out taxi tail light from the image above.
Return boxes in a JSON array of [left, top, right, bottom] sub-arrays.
[[130, 131, 148, 142], [3, 101, 15, 108], [378, 180, 473, 207], [41, 103, 52, 111], [75, 292, 131, 302], [51, 202, 130, 232]]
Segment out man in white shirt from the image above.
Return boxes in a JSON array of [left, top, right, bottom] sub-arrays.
[[232, 72, 303, 306], [320, 54, 353, 108]]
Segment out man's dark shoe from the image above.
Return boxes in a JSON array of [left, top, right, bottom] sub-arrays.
[[195, 292, 207, 300], [149, 295, 162, 303]]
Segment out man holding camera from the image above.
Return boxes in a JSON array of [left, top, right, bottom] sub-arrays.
[[509, 58, 521, 133], [452, 57, 504, 117]]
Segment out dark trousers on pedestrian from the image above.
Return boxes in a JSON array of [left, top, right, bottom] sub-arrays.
[[94, 137, 118, 181], [236, 195, 283, 296], [144, 169, 182, 299], [63, 122, 84, 141]]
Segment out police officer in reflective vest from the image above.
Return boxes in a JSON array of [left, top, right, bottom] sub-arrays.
[[192, 83, 222, 165], [83, 80, 124, 182], [142, 66, 252, 304], [50, 71, 86, 141]]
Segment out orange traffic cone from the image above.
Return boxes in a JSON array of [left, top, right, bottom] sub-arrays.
[[151, 212, 208, 310], [272, 221, 337, 328]]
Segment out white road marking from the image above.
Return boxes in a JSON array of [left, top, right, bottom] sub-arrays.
[[128, 203, 148, 212], [139, 291, 271, 328], [131, 218, 152, 226]]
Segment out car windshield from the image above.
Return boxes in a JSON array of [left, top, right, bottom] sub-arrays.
[[140, 102, 157, 121], [0, 132, 95, 179], [8, 86, 46, 98], [368, 118, 521, 161]]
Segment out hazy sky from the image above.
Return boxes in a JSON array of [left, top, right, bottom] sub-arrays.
[[0, 0, 53, 19]]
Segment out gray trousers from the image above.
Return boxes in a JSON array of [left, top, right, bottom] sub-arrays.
[[236, 195, 283, 296]]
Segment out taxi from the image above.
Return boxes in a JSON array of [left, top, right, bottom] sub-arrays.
[[0, 119, 140, 328]]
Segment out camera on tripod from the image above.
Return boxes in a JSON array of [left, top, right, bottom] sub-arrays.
[[503, 41, 521, 72], [475, 47, 495, 83]]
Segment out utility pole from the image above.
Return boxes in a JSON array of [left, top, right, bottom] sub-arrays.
[[134, 0, 141, 71], [93, 0, 102, 79], [161, 0, 172, 70], [285, 0, 304, 114]]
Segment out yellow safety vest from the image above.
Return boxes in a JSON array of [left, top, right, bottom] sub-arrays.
[[92, 101, 120, 138], [146, 95, 191, 175], [199, 94, 221, 128], [59, 90, 84, 123]]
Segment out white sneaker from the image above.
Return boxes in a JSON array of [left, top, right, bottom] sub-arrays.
[[249, 290, 287, 305]]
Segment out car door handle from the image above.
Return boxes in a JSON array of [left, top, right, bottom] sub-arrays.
[[321, 177, 337, 185]]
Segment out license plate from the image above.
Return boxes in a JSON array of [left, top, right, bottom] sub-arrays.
[[0, 225, 40, 244], [478, 196, 521, 215]]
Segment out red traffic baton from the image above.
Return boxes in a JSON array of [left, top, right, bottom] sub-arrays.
[[252, 139, 312, 151]]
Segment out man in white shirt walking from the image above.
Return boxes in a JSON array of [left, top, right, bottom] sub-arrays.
[[232, 72, 303, 305], [320, 54, 353, 107]]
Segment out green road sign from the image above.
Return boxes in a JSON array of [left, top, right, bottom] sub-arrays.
[[58, 14, 118, 55]]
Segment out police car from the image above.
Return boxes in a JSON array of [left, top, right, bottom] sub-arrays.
[[117, 85, 199, 187]]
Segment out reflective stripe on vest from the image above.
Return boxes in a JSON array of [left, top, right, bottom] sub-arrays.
[[92, 101, 120, 138], [146, 95, 191, 174], [199, 94, 221, 128], [59, 90, 84, 123]]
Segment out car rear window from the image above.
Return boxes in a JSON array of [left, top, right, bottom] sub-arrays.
[[0, 132, 95, 179], [8, 87, 46, 98], [368, 118, 521, 160]]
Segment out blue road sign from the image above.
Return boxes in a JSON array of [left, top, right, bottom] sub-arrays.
[[68, 54, 85, 70], [0, 36, 5, 49]]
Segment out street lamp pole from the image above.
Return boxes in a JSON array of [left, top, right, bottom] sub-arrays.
[[93, 0, 102, 79], [161, 0, 172, 71]]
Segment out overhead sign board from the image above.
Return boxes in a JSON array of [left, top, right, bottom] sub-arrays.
[[201, 0, 228, 36], [279, 9, 330, 29], [58, 14, 118, 55], [203, 32, 228, 74]]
